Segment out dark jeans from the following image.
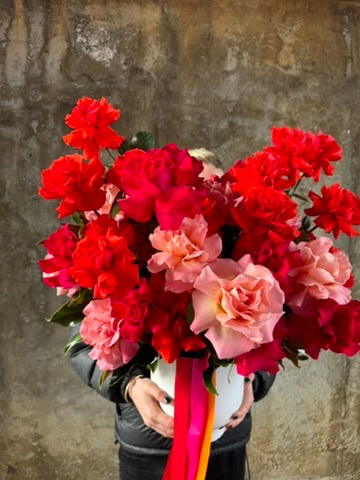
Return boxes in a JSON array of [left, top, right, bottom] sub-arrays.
[[119, 446, 246, 480]]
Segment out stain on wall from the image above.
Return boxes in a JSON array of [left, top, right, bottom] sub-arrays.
[[0, 1, 359, 479]]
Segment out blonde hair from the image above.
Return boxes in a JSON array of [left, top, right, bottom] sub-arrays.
[[188, 148, 224, 179], [188, 148, 222, 168]]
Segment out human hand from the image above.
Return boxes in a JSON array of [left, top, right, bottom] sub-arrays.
[[224, 373, 255, 430], [127, 376, 175, 438]]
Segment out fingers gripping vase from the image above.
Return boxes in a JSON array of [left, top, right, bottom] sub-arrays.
[[151, 358, 244, 442]]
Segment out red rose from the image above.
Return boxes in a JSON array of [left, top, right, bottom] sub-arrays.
[[151, 316, 205, 363], [106, 149, 145, 191], [287, 298, 360, 359], [305, 184, 360, 238], [154, 185, 206, 230], [232, 187, 299, 255], [201, 179, 237, 234], [111, 281, 151, 343], [235, 317, 287, 375], [254, 237, 293, 294], [145, 273, 205, 362], [68, 215, 139, 299], [266, 127, 341, 182], [328, 301, 360, 356], [107, 145, 204, 226], [312, 133, 342, 182], [63, 97, 124, 159], [38, 155, 106, 218], [230, 151, 295, 196], [266, 127, 317, 178], [38, 224, 78, 291]]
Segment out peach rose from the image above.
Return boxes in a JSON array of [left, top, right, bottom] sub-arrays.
[[191, 255, 285, 359], [80, 297, 139, 370], [287, 237, 352, 307], [147, 214, 222, 293]]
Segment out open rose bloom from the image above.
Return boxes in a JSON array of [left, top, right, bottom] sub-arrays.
[[191, 255, 285, 359], [38, 96, 360, 380]]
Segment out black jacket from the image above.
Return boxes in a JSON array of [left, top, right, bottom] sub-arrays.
[[69, 341, 275, 456]]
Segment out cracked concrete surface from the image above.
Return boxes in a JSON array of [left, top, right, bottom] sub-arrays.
[[0, 1, 359, 478]]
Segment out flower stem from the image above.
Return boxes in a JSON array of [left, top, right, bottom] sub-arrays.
[[293, 193, 309, 202], [106, 148, 115, 161], [289, 178, 302, 197]]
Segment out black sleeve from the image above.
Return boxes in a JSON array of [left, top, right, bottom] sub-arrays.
[[252, 371, 276, 402], [68, 326, 156, 404]]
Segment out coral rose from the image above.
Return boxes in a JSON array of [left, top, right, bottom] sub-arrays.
[[147, 214, 222, 293], [80, 298, 139, 371], [191, 255, 285, 359], [286, 237, 352, 307]]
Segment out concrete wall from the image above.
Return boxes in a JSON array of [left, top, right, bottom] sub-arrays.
[[1, 0, 359, 478]]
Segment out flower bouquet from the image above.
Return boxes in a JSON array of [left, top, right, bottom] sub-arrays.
[[38, 97, 360, 480]]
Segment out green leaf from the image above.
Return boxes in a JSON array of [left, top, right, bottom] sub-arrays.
[[46, 290, 91, 327], [202, 365, 218, 395], [110, 201, 120, 218], [98, 370, 111, 389], [64, 333, 82, 355], [216, 358, 233, 368], [68, 289, 92, 307], [118, 131, 155, 154], [301, 216, 312, 231], [72, 212, 84, 227], [118, 138, 132, 154], [148, 357, 159, 373], [130, 132, 155, 151]]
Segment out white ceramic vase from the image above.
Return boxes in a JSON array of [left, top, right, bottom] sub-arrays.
[[151, 358, 244, 442]]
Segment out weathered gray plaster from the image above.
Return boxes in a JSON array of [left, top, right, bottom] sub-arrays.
[[0, 0, 359, 478]]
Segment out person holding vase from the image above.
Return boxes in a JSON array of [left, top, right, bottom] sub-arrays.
[[69, 338, 275, 480], [68, 149, 276, 480]]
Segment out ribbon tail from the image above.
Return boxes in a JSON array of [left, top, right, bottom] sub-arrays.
[[162, 358, 216, 480], [186, 356, 209, 479], [162, 357, 192, 480], [195, 373, 216, 480]]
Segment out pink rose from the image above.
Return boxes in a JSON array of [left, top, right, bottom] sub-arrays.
[[287, 237, 352, 307], [80, 298, 139, 370], [191, 255, 285, 359], [148, 214, 222, 293]]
